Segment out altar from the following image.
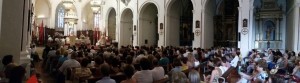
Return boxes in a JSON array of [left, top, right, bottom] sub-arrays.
[[254, 0, 283, 49]]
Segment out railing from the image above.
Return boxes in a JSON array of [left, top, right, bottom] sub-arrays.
[[254, 40, 282, 49]]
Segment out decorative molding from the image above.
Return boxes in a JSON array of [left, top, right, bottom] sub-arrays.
[[121, 0, 131, 6]]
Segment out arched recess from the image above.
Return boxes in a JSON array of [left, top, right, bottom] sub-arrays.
[[35, 0, 51, 25], [120, 8, 134, 46], [139, 3, 158, 46], [203, 0, 239, 48], [107, 8, 116, 40], [55, 2, 78, 36], [167, 0, 194, 46]]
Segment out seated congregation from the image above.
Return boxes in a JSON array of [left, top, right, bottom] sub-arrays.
[[26, 43, 300, 83]]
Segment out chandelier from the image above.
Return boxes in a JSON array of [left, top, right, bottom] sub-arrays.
[[90, 0, 102, 13], [63, 0, 74, 9]]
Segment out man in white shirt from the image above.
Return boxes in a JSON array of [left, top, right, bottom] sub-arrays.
[[230, 54, 239, 67], [151, 58, 165, 81], [183, 48, 193, 57], [132, 57, 153, 83], [59, 52, 81, 73]]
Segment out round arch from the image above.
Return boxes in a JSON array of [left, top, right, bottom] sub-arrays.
[[120, 8, 134, 46], [54, 2, 78, 36], [35, 0, 51, 23], [166, 0, 194, 46], [203, 0, 240, 48], [138, 1, 160, 17], [106, 8, 116, 40], [138, 3, 159, 46]]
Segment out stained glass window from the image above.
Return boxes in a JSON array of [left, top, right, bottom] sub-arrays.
[[57, 7, 64, 28], [94, 13, 100, 28]]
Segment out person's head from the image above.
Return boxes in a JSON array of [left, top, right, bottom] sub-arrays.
[[181, 57, 188, 64], [2, 55, 13, 66], [123, 65, 135, 79], [111, 56, 119, 67], [94, 56, 104, 65], [213, 58, 222, 67], [188, 69, 200, 83], [9, 66, 26, 83], [56, 50, 61, 56], [63, 52, 68, 57], [296, 59, 300, 66], [255, 60, 268, 72], [100, 64, 110, 76], [152, 58, 159, 67], [81, 58, 90, 67], [139, 57, 151, 70], [173, 58, 182, 67], [70, 52, 78, 59], [126, 56, 133, 64]]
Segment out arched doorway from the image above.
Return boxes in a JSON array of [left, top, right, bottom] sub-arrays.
[[139, 3, 158, 46], [167, 0, 194, 46], [120, 9, 134, 46], [107, 8, 116, 41], [204, 0, 239, 48]]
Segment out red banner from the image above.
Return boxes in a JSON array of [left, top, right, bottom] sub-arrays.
[[39, 21, 44, 45]]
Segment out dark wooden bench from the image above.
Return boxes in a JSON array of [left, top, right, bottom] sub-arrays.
[[221, 67, 240, 83], [110, 73, 127, 83]]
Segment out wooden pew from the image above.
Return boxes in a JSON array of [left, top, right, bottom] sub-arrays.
[[110, 73, 127, 83], [221, 67, 240, 83]]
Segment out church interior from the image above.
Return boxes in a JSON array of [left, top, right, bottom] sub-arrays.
[[0, 0, 300, 83]]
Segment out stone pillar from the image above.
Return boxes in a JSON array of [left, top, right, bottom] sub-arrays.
[[0, 0, 32, 78], [238, 0, 253, 58], [0, 0, 30, 63], [276, 18, 280, 40], [249, 6, 254, 49]]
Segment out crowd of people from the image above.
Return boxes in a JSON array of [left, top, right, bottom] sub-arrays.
[[2, 40, 300, 83], [33, 41, 300, 83]]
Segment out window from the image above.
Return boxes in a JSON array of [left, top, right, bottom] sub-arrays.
[[94, 13, 101, 28], [57, 7, 64, 28]]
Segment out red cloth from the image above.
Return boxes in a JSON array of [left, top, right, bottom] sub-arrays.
[[39, 21, 44, 45], [26, 75, 38, 83]]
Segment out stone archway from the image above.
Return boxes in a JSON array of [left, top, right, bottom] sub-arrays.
[[203, 0, 239, 48], [107, 8, 116, 40], [166, 0, 194, 46], [120, 8, 134, 46], [139, 3, 158, 46]]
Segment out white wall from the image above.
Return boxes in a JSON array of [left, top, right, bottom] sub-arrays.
[[120, 9, 133, 46], [108, 9, 116, 40], [286, 0, 300, 51], [81, 3, 93, 30], [139, 3, 158, 46], [203, 0, 215, 49], [35, 0, 50, 26], [166, 0, 180, 46], [48, 0, 90, 30], [0, 0, 28, 64], [36, 0, 300, 55]]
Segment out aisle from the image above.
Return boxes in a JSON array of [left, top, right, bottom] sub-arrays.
[[34, 47, 55, 83]]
